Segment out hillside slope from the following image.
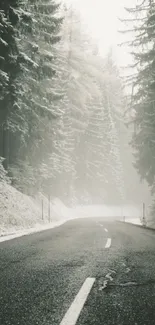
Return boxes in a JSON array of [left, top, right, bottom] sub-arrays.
[[0, 182, 67, 237]]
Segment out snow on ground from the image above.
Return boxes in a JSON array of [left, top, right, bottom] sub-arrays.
[[123, 217, 142, 225], [0, 182, 70, 239], [0, 181, 144, 243], [0, 220, 68, 243]]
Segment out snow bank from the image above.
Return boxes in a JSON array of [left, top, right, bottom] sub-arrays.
[[0, 220, 68, 243], [0, 183, 145, 241], [0, 182, 69, 237], [122, 217, 142, 225]]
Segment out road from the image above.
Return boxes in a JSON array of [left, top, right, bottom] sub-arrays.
[[0, 217, 155, 325]]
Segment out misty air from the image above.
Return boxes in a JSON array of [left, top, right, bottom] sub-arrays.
[[0, 0, 154, 324]]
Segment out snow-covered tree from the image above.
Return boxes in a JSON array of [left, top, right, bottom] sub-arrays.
[[75, 52, 126, 205], [120, 1, 154, 210], [0, 2, 20, 169], [3, 0, 64, 194], [44, 7, 102, 203], [46, 5, 127, 205]]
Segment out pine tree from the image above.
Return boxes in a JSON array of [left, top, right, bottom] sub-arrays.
[[48, 6, 127, 205], [0, 1, 20, 169], [132, 1, 155, 186], [120, 0, 154, 212], [6, 0, 64, 194], [45, 6, 102, 203]]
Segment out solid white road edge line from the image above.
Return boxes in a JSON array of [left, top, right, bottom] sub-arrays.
[[105, 238, 111, 248], [104, 228, 108, 232], [59, 277, 95, 325]]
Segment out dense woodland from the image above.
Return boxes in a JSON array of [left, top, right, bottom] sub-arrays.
[[120, 0, 155, 215], [0, 0, 152, 210]]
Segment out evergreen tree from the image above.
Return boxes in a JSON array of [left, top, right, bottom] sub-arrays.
[[120, 0, 154, 213], [51, 5, 127, 205], [0, 1, 20, 169], [77, 53, 126, 205], [46, 7, 102, 203], [4, 0, 64, 194]]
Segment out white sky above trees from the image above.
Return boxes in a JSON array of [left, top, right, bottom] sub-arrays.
[[66, 0, 135, 67]]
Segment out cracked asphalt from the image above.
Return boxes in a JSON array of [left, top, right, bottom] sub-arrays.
[[0, 217, 155, 325]]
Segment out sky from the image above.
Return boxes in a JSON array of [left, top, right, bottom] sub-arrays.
[[66, 0, 135, 67]]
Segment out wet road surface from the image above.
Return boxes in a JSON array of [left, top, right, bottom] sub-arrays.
[[0, 217, 155, 325]]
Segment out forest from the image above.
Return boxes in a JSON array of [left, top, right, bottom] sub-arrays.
[[0, 0, 153, 214]]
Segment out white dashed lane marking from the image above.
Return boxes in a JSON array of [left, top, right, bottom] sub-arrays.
[[98, 223, 103, 227], [59, 277, 95, 325], [96, 222, 111, 248], [105, 238, 111, 248]]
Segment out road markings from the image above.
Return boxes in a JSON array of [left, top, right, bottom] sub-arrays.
[[105, 238, 111, 248], [98, 223, 103, 227], [98, 224, 108, 232], [60, 277, 95, 325]]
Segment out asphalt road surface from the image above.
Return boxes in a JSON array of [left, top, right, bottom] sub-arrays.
[[0, 217, 155, 325]]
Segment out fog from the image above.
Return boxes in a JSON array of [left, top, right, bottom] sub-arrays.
[[0, 0, 153, 232], [71, 204, 141, 218]]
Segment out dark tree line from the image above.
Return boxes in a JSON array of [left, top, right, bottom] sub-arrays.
[[121, 0, 155, 217], [0, 0, 63, 194], [0, 1, 148, 208]]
